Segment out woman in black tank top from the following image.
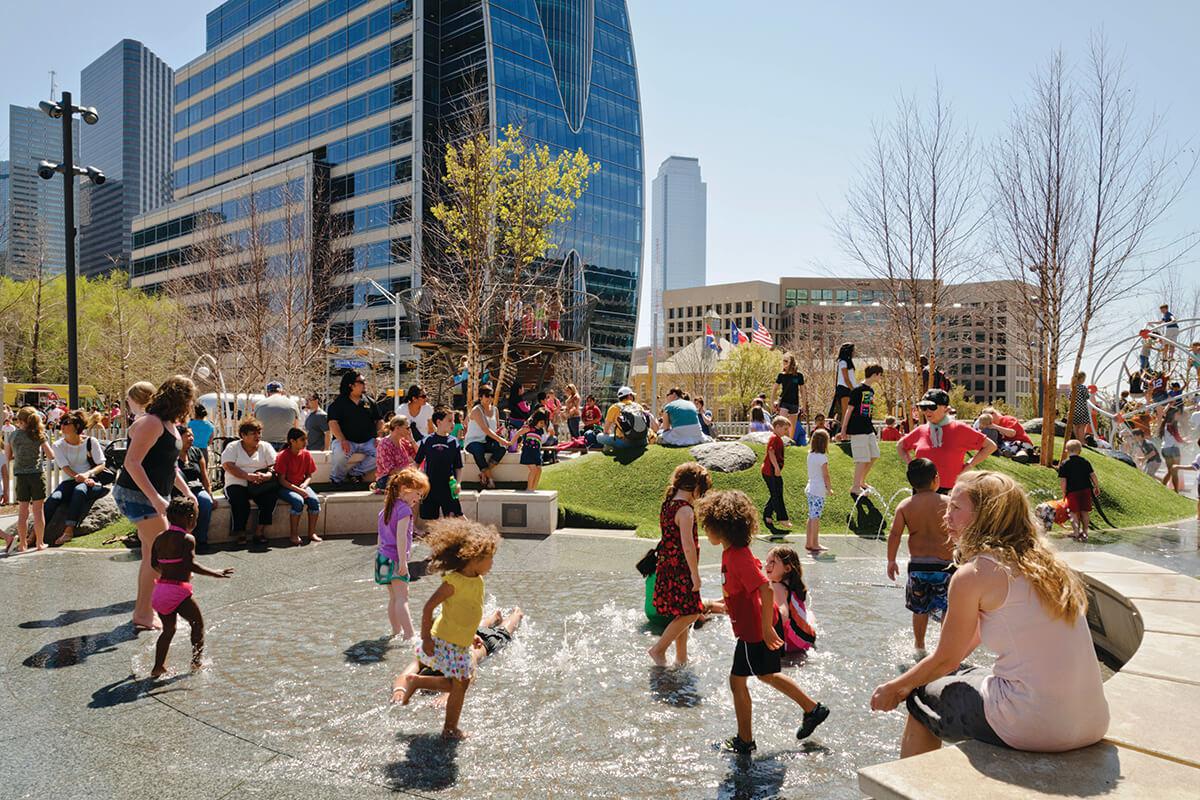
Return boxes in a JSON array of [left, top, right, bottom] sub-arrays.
[[118, 376, 196, 631]]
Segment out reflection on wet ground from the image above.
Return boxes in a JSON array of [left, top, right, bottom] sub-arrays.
[[1, 520, 1196, 799]]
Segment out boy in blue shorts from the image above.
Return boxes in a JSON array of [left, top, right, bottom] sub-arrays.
[[886, 458, 954, 652]]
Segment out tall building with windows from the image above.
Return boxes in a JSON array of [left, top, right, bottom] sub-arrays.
[[5, 106, 79, 276], [78, 40, 174, 276], [130, 0, 643, 395], [649, 155, 705, 350], [0, 161, 9, 271]]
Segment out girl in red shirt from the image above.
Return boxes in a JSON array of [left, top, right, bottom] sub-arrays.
[[275, 428, 322, 545]]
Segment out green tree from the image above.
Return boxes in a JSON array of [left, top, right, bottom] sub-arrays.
[[719, 345, 783, 419], [427, 123, 599, 407]]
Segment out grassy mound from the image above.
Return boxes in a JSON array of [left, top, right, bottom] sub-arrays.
[[539, 442, 1195, 539]]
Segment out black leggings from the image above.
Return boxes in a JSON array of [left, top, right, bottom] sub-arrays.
[[763, 474, 788, 521], [225, 484, 277, 532]]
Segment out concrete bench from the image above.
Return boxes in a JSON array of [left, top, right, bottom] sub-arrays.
[[858, 550, 1200, 798]]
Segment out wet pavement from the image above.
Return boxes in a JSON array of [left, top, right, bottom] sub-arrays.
[[0, 520, 1196, 799]]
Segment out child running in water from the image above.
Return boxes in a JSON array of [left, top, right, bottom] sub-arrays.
[[765, 546, 817, 653], [699, 489, 830, 754], [805, 429, 832, 555], [647, 462, 712, 666], [414, 518, 500, 739], [150, 497, 234, 677], [393, 606, 525, 705], [377, 468, 431, 638], [886, 458, 953, 652]]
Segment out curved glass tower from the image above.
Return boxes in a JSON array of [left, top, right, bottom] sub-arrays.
[[427, 0, 644, 394]]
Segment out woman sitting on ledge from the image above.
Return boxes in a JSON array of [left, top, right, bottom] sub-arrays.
[[871, 470, 1109, 755]]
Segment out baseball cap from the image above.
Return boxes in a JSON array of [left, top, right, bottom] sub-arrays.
[[616, 386, 635, 399], [916, 389, 951, 410], [266, 381, 284, 393]]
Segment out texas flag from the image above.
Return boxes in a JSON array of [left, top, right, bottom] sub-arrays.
[[751, 318, 774, 348], [705, 323, 719, 351], [730, 321, 749, 346]]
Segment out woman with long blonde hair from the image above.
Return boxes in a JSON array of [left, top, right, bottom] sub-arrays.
[[871, 471, 1108, 756]]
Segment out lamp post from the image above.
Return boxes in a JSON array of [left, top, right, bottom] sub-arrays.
[[36, 92, 103, 410], [190, 353, 229, 437], [368, 278, 402, 413]]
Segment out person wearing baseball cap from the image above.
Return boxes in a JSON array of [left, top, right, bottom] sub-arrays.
[[596, 387, 655, 452], [897, 389, 996, 493]]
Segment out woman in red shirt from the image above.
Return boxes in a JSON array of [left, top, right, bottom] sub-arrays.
[[275, 427, 322, 545], [898, 390, 997, 492]]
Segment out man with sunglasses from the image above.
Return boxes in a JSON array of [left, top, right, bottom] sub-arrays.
[[328, 371, 383, 485]]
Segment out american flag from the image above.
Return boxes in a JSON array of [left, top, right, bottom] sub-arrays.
[[751, 318, 774, 347]]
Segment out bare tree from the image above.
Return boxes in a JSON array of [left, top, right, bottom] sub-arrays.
[[835, 84, 985, 406]]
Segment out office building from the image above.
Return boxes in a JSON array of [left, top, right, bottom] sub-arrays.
[[78, 40, 174, 276], [662, 276, 1031, 407], [0, 161, 9, 270], [131, 0, 643, 395], [5, 106, 79, 276], [649, 156, 705, 349]]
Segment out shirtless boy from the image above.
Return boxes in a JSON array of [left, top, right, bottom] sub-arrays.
[[886, 458, 954, 652]]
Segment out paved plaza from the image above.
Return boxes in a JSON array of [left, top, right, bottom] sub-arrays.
[[1, 522, 1196, 799]]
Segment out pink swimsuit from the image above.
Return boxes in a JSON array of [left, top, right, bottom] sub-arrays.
[[152, 529, 194, 615]]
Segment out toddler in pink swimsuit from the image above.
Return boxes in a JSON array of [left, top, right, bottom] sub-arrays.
[[150, 496, 234, 677]]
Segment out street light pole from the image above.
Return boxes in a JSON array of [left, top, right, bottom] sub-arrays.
[[36, 92, 102, 410], [61, 91, 79, 410]]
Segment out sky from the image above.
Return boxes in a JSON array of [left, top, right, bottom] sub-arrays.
[[1, 0, 1198, 383]]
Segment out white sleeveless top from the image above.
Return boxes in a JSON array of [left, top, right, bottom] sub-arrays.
[[464, 405, 498, 445], [976, 554, 1109, 751]]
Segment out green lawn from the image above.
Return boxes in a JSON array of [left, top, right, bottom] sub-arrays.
[[539, 442, 1195, 540], [59, 441, 1193, 549]]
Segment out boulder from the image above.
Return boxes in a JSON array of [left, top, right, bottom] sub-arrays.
[[689, 441, 757, 473], [739, 431, 774, 445], [44, 492, 122, 542]]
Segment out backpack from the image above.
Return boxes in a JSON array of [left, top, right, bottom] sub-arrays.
[[933, 369, 951, 391], [617, 402, 649, 443]]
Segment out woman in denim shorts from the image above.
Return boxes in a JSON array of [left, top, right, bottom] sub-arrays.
[[113, 376, 198, 631]]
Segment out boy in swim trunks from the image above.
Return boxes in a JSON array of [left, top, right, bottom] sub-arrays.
[[150, 497, 234, 677], [886, 458, 954, 652], [392, 607, 524, 704]]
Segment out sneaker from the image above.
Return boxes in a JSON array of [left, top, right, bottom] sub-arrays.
[[721, 735, 757, 755], [797, 703, 830, 740]]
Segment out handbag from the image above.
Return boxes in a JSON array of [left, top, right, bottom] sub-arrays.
[[245, 467, 280, 497], [84, 436, 116, 485]]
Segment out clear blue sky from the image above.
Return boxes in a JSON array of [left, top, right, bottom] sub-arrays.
[[2, 1, 1197, 374]]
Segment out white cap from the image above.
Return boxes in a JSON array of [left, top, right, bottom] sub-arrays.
[[616, 386, 635, 399]]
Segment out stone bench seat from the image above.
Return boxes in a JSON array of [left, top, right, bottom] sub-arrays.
[[205, 487, 557, 542], [304, 447, 585, 486], [858, 550, 1200, 798]]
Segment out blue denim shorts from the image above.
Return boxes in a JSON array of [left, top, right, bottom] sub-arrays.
[[112, 484, 163, 523]]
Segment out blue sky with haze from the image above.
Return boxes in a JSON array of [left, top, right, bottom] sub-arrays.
[[2, 1, 1197, 371]]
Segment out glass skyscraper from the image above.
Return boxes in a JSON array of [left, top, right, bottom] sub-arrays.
[[131, 0, 642, 394], [79, 40, 174, 276], [5, 106, 79, 277]]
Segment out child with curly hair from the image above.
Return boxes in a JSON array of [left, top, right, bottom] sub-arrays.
[[412, 518, 500, 739], [647, 462, 711, 666], [377, 468, 431, 638], [699, 490, 829, 754]]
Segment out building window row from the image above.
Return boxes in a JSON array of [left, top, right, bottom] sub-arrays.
[[179, 0, 411, 118], [331, 196, 412, 237], [329, 157, 412, 202], [329, 236, 412, 272], [175, 76, 413, 191], [134, 177, 305, 250], [176, 34, 412, 161]]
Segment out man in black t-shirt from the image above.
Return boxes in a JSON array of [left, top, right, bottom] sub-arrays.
[[327, 371, 383, 484], [840, 364, 883, 497]]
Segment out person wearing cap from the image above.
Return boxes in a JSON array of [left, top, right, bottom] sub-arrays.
[[898, 390, 996, 493], [596, 387, 656, 451], [255, 382, 301, 450]]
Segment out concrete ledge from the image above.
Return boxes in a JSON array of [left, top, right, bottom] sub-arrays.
[[476, 489, 558, 536], [858, 550, 1200, 798]]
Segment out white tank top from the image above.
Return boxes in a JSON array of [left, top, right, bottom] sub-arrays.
[[464, 405, 498, 445]]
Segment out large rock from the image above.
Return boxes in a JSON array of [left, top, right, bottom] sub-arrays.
[[44, 491, 122, 542], [739, 431, 774, 445], [689, 441, 757, 473]]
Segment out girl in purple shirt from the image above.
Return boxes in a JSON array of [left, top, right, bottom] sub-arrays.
[[376, 468, 430, 638]]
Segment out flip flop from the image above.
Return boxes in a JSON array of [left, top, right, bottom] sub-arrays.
[[54, 533, 73, 547]]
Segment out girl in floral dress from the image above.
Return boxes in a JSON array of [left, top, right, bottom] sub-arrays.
[[647, 462, 712, 666]]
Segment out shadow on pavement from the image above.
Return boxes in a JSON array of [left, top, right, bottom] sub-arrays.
[[649, 665, 704, 708], [343, 636, 394, 665], [22, 623, 140, 669], [19, 600, 136, 629], [89, 672, 189, 708], [717, 750, 789, 800], [383, 733, 459, 791]]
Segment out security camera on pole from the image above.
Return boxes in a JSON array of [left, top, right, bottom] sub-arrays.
[[36, 93, 104, 410]]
